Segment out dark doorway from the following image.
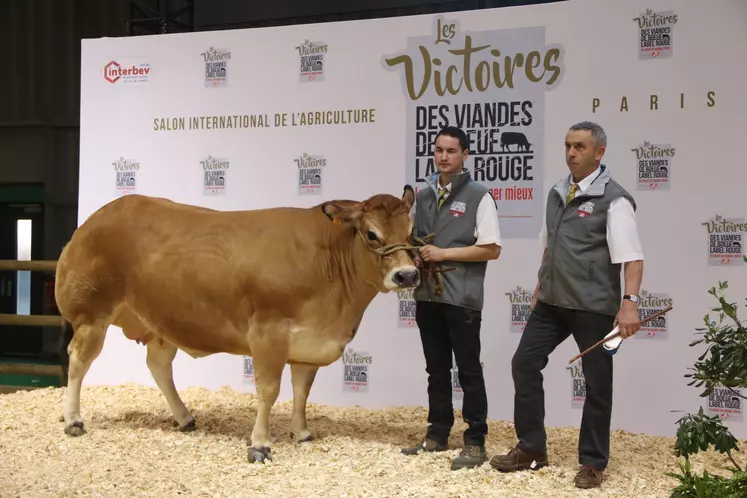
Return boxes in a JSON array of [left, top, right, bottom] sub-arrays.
[[0, 201, 47, 359]]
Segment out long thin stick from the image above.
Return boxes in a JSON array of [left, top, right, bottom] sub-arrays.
[[568, 305, 673, 364]]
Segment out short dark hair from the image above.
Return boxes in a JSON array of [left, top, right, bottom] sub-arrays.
[[569, 121, 607, 147], [435, 126, 469, 152]]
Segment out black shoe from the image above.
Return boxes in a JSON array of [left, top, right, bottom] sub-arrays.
[[401, 437, 449, 455], [451, 445, 488, 470]]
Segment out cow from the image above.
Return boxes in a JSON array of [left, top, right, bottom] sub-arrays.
[[54, 186, 419, 463], [500, 131, 532, 152]]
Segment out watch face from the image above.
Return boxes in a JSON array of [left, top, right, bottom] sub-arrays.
[[627, 295, 639, 303]]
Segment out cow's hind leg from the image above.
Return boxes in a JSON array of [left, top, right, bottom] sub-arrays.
[[63, 321, 108, 436], [247, 345, 287, 463], [290, 363, 318, 443], [146, 339, 195, 431]]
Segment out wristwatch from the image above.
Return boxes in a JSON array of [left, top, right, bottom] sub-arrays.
[[623, 294, 639, 304]]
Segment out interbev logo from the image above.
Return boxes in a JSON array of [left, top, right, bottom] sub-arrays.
[[103, 59, 151, 85]]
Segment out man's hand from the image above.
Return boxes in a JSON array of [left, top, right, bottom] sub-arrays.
[[413, 254, 423, 268], [615, 301, 641, 339], [419, 245, 446, 263]]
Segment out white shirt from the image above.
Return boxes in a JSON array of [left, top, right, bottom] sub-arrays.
[[409, 183, 502, 247], [539, 167, 644, 264]]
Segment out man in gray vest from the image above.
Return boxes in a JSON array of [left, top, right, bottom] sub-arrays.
[[489, 121, 644, 489], [400, 126, 502, 471]]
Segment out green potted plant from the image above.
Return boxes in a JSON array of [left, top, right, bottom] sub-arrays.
[[668, 257, 747, 497]]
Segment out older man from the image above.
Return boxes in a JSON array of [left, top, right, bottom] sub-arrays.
[[490, 121, 644, 489]]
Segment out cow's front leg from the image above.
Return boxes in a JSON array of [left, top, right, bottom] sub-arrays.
[[290, 363, 319, 442], [248, 351, 286, 463]]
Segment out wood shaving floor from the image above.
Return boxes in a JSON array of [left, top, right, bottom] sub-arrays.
[[0, 383, 743, 497]]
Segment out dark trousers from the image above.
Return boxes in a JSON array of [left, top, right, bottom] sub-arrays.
[[416, 301, 488, 447], [512, 301, 615, 470]]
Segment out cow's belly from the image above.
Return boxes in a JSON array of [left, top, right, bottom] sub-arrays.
[[112, 303, 252, 358]]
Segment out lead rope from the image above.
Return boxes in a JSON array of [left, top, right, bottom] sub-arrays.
[[356, 230, 455, 296]]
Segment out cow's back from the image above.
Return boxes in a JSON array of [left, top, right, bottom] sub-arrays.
[[55, 195, 221, 326]]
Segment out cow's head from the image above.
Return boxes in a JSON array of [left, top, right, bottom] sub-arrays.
[[322, 185, 419, 292]]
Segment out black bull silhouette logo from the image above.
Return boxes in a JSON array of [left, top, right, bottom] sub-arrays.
[[500, 132, 532, 152]]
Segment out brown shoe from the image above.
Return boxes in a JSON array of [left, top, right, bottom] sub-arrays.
[[489, 445, 548, 472], [574, 465, 603, 488]]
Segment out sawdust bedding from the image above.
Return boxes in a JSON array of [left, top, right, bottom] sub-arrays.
[[0, 384, 742, 497]]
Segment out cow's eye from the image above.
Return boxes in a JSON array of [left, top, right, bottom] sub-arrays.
[[367, 230, 378, 241]]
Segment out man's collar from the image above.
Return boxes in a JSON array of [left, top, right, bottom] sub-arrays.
[[570, 166, 601, 193], [427, 167, 469, 193]]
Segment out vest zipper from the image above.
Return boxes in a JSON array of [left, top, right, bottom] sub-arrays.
[[550, 192, 567, 307]]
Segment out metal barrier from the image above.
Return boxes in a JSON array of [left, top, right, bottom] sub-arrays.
[[0, 259, 68, 392]]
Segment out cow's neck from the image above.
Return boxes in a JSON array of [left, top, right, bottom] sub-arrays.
[[351, 231, 382, 307], [328, 227, 381, 317]]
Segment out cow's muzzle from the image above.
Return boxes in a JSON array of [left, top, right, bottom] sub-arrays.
[[393, 268, 419, 288]]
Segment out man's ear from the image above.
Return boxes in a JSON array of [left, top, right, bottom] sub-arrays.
[[402, 184, 415, 210], [322, 201, 363, 228]]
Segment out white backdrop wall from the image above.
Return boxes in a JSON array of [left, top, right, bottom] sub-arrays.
[[78, 0, 747, 439]]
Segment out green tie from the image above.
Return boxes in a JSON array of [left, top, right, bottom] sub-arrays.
[[438, 188, 448, 209], [567, 184, 578, 204]]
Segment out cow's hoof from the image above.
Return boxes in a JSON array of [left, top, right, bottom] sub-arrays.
[[64, 420, 86, 437], [297, 433, 314, 443], [290, 431, 314, 443], [179, 418, 196, 432], [249, 446, 272, 463]]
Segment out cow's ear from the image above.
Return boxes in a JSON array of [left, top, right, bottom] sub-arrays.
[[402, 185, 415, 210], [322, 202, 363, 228]]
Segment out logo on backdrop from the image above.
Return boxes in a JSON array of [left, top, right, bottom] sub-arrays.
[[633, 8, 677, 60], [242, 356, 255, 385], [452, 355, 484, 401], [295, 152, 326, 195], [702, 215, 746, 266], [567, 360, 585, 409], [397, 289, 416, 328], [708, 386, 743, 422], [113, 157, 139, 196], [201, 47, 231, 87], [506, 286, 532, 333], [632, 141, 674, 191], [342, 348, 371, 392], [382, 16, 565, 239], [296, 40, 327, 82], [634, 289, 672, 340], [201, 155, 229, 196], [103, 60, 151, 85]]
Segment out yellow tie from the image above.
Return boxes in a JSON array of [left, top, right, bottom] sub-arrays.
[[438, 188, 448, 209], [567, 184, 578, 204]]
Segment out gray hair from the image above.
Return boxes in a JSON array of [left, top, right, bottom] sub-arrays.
[[569, 121, 607, 147]]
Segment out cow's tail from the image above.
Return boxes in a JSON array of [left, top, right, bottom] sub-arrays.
[[60, 319, 75, 385]]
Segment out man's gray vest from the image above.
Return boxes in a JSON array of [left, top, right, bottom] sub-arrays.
[[537, 165, 636, 316], [413, 168, 492, 311]]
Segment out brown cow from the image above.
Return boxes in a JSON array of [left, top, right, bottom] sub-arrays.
[[54, 186, 419, 463]]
